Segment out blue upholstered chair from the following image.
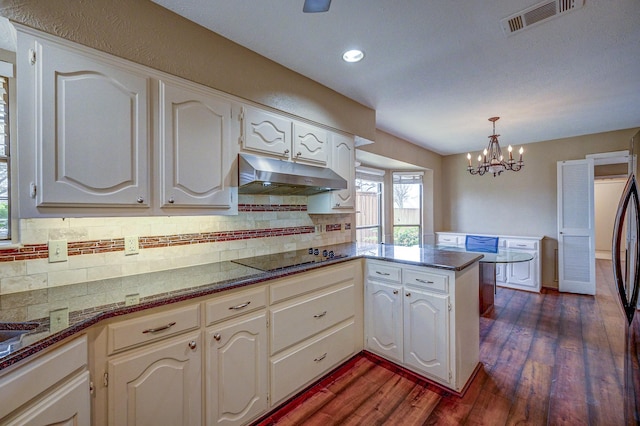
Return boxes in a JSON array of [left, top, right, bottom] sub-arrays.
[[465, 235, 499, 253]]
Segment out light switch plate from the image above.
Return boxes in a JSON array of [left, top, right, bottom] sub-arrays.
[[50, 308, 69, 333], [124, 236, 139, 255], [48, 240, 68, 263]]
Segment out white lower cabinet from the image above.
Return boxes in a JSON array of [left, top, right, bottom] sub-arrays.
[[403, 287, 450, 384], [0, 336, 90, 425], [365, 280, 403, 363], [206, 312, 268, 426], [107, 332, 202, 426], [365, 259, 479, 393]]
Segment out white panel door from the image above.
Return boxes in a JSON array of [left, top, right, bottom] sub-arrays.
[[403, 288, 450, 383], [159, 80, 233, 209], [557, 159, 596, 294], [292, 122, 328, 166], [206, 312, 268, 426], [330, 133, 355, 209], [34, 36, 150, 207], [108, 333, 202, 426], [365, 280, 403, 363], [241, 106, 291, 158]]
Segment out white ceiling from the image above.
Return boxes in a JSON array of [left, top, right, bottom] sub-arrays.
[[151, 0, 640, 155]]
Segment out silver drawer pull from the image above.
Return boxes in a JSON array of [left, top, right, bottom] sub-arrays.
[[229, 301, 251, 310], [314, 353, 327, 362], [516, 244, 527, 247], [375, 271, 390, 276], [142, 321, 176, 334], [393, 290, 399, 295], [415, 278, 434, 284], [313, 311, 327, 318], [188, 340, 197, 350]]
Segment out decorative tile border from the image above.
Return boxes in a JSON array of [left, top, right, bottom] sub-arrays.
[[326, 224, 342, 232], [0, 226, 317, 262], [238, 204, 307, 212]]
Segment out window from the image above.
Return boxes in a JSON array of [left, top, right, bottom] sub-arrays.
[[0, 75, 9, 240], [393, 172, 422, 247], [356, 168, 384, 244]]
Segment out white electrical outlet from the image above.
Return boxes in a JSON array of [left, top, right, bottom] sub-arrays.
[[49, 308, 69, 333], [124, 235, 139, 255], [125, 293, 140, 306], [48, 240, 68, 263]]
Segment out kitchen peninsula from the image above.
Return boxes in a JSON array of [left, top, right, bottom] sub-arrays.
[[0, 243, 482, 425]]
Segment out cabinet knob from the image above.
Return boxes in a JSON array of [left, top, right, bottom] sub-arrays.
[[168, 197, 175, 204], [283, 149, 290, 155], [405, 292, 411, 297], [296, 152, 302, 157], [137, 196, 144, 204], [334, 203, 340, 207], [393, 290, 399, 295], [213, 333, 221, 341], [188, 340, 197, 350]]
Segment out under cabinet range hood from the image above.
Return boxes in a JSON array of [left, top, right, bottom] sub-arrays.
[[238, 153, 347, 195]]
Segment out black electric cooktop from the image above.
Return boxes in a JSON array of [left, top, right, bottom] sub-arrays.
[[231, 247, 349, 272]]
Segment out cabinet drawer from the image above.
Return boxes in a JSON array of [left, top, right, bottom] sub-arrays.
[[270, 321, 355, 405], [367, 261, 402, 283], [437, 234, 464, 246], [270, 262, 357, 303], [107, 304, 200, 354], [403, 268, 449, 293], [270, 283, 354, 354], [205, 286, 267, 326], [505, 239, 538, 250], [0, 336, 87, 420]]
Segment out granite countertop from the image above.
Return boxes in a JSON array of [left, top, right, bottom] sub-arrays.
[[0, 243, 482, 371]]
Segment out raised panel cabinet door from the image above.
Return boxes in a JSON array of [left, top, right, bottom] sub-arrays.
[[241, 106, 292, 158], [2, 371, 90, 426], [107, 332, 202, 426], [32, 36, 150, 207], [365, 280, 403, 363], [403, 288, 450, 384], [206, 312, 268, 426], [330, 133, 355, 209], [159, 80, 233, 208], [292, 122, 328, 166], [507, 254, 536, 288]]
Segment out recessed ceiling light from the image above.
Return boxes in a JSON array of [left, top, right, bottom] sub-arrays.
[[342, 49, 364, 63]]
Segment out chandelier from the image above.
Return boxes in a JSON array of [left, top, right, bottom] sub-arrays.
[[466, 117, 523, 177]]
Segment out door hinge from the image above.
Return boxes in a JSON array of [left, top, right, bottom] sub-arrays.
[[239, 106, 245, 121], [29, 182, 37, 198], [267, 392, 270, 405], [449, 371, 452, 381], [103, 372, 109, 388], [28, 48, 36, 65], [89, 380, 95, 395], [448, 303, 452, 311], [266, 318, 269, 328]]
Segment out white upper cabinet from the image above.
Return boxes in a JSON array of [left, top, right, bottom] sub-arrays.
[[292, 122, 328, 166], [18, 29, 151, 212], [16, 26, 239, 217], [241, 106, 292, 158], [240, 106, 329, 166], [157, 79, 234, 210], [307, 132, 356, 213]]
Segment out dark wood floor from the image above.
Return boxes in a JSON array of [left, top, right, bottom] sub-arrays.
[[258, 259, 626, 425]]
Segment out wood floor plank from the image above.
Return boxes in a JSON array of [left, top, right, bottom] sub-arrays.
[[305, 365, 396, 424], [505, 359, 552, 425], [340, 374, 415, 425]]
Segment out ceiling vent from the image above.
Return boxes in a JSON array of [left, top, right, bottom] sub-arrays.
[[500, 0, 584, 35]]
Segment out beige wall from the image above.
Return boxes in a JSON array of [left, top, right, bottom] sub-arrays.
[[441, 127, 640, 288], [0, 0, 375, 139], [359, 130, 444, 243], [594, 179, 626, 258]]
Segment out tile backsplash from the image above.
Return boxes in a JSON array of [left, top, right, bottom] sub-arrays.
[[0, 195, 353, 296]]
